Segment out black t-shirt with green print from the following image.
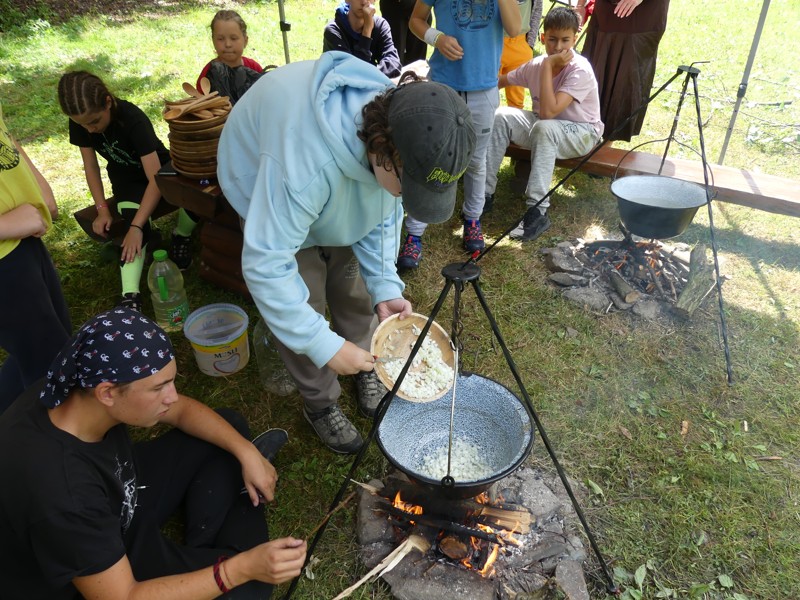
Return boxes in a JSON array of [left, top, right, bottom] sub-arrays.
[[69, 99, 169, 203]]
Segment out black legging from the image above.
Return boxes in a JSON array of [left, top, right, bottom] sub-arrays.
[[0, 237, 71, 412], [379, 0, 430, 66], [126, 409, 272, 599]]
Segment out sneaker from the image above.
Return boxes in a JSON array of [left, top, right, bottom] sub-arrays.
[[251, 428, 289, 464], [482, 193, 494, 216], [397, 234, 422, 270], [170, 233, 192, 270], [304, 404, 363, 454], [355, 370, 388, 418], [118, 292, 142, 312], [509, 208, 552, 242], [463, 218, 485, 252]]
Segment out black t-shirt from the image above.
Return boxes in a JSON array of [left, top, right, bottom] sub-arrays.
[[0, 383, 136, 599], [68, 99, 169, 202]]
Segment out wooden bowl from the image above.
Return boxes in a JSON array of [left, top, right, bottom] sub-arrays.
[[370, 313, 455, 403], [171, 155, 217, 169], [167, 123, 225, 142], [168, 136, 219, 152], [167, 111, 228, 132], [172, 163, 218, 179], [169, 146, 218, 161]]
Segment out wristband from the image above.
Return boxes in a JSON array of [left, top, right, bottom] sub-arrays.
[[96, 203, 108, 209], [213, 557, 231, 594], [129, 224, 144, 232], [423, 27, 443, 47]]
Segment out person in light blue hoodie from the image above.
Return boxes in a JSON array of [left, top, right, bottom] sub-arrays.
[[217, 52, 475, 454]]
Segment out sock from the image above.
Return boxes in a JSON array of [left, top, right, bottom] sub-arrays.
[[174, 208, 199, 238], [120, 244, 146, 295]]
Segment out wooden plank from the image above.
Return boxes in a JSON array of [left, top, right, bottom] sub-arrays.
[[505, 143, 800, 217], [155, 172, 222, 219]]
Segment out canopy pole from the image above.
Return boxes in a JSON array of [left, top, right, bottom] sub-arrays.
[[277, 0, 291, 64], [717, 0, 770, 165]]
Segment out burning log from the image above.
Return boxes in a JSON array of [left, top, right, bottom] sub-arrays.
[[606, 269, 641, 304], [379, 481, 532, 533], [675, 244, 717, 318], [439, 536, 470, 560], [378, 502, 502, 544]]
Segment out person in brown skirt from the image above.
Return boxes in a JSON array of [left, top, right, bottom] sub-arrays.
[[578, 0, 670, 142]]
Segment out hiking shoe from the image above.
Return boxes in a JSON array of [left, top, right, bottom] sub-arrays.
[[509, 208, 552, 242], [463, 218, 485, 252], [482, 193, 494, 216], [304, 404, 363, 454], [117, 292, 142, 312], [397, 234, 422, 270], [251, 428, 289, 464], [170, 233, 192, 270], [355, 370, 388, 418]]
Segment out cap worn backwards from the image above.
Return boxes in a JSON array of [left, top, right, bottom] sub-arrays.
[[388, 82, 476, 224], [40, 307, 175, 409]]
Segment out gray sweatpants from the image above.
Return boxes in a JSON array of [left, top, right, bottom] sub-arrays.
[[485, 107, 599, 214], [405, 86, 500, 235], [271, 246, 377, 412]]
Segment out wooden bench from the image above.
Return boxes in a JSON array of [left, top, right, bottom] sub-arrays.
[[73, 198, 178, 245], [505, 143, 800, 218]]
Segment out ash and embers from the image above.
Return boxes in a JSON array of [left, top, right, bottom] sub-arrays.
[[356, 466, 592, 600]]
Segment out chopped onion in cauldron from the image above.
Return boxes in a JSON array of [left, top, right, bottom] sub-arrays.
[[418, 438, 494, 481]]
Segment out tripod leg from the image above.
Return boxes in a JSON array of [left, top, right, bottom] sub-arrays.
[[690, 73, 734, 384], [470, 278, 619, 594], [659, 69, 693, 173]]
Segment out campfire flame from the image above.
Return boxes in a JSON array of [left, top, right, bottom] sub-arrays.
[[393, 491, 423, 515], [389, 491, 524, 578]]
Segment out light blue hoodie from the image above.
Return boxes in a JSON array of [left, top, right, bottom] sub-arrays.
[[217, 52, 404, 368]]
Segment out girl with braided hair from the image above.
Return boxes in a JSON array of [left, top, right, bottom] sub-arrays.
[[57, 71, 199, 312]]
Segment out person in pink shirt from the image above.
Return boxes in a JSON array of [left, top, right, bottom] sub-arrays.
[[485, 6, 604, 241], [197, 10, 264, 92]]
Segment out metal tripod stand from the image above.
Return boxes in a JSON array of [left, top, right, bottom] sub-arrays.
[[283, 260, 620, 597], [484, 64, 733, 383]]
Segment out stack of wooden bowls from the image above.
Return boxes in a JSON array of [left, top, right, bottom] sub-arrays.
[[164, 87, 232, 179]]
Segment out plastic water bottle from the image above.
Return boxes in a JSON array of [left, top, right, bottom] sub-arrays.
[[252, 318, 296, 396], [147, 249, 190, 332]]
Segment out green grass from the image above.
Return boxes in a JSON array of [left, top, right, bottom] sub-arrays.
[[2, 0, 800, 598]]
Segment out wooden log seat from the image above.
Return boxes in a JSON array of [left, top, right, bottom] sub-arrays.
[[73, 197, 178, 245], [505, 142, 800, 218]]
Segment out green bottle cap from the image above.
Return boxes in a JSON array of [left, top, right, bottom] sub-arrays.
[[153, 249, 168, 261]]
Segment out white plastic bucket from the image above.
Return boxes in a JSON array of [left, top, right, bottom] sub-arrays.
[[184, 303, 250, 376]]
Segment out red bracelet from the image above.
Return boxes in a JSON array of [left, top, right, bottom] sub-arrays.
[[96, 203, 107, 209], [213, 557, 230, 593]]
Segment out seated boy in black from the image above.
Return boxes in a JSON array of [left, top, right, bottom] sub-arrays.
[[323, 0, 402, 78], [0, 307, 306, 599]]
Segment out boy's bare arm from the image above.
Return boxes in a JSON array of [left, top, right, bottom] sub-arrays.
[[410, 1, 464, 61], [537, 51, 576, 119], [497, 0, 522, 37]]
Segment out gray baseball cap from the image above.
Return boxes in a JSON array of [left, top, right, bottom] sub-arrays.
[[388, 82, 476, 224]]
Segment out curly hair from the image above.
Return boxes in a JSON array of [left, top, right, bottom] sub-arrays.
[[357, 71, 422, 171], [57, 71, 115, 117]]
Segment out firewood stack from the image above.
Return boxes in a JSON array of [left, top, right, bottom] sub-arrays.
[[163, 84, 232, 179]]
